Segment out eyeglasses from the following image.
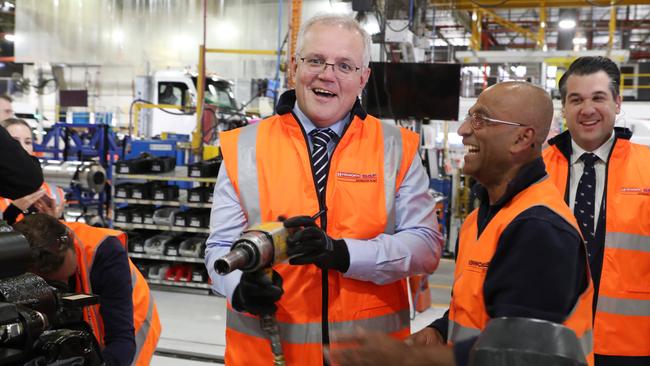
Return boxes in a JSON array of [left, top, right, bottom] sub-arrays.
[[465, 113, 527, 130], [298, 55, 361, 79]]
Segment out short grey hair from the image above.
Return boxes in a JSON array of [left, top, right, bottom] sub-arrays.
[[295, 13, 371, 67]]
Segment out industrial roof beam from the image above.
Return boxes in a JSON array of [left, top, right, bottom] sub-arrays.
[[608, 3, 617, 51], [478, 7, 541, 44], [430, 0, 648, 10], [471, 7, 483, 50], [538, 2, 547, 50]]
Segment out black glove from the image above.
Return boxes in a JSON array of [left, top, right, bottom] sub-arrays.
[[283, 216, 350, 273], [232, 270, 283, 316]]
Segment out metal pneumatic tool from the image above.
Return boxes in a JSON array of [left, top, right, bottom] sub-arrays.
[[214, 210, 325, 366]]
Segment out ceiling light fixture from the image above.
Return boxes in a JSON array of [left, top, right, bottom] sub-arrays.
[[572, 37, 587, 45], [559, 19, 576, 29]]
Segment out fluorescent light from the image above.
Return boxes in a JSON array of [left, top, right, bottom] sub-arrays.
[[559, 19, 576, 30], [362, 16, 380, 36], [573, 37, 587, 45], [4, 34, 14, 42], [112, 29, 125, 43]]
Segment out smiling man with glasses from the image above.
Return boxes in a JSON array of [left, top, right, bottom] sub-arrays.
[[206, 13, 443, 365], [330, 81, 594, 366]]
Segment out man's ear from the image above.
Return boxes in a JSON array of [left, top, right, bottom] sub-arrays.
[[511, 127, 536, 153], [290, 55, 298, 83], [359, 66, 371, 90]]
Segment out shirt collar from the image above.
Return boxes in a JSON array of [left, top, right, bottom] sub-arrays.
[[473, 157, 548, 208], [570, 131, 615, 165], [293, 103, 349, 139]]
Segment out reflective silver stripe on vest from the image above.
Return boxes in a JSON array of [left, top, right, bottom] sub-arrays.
[[380, 121, 403, 235], [85, 237, 103, 345], [86, 240, 101, 293], [605, 232, 650, 253], [227, 308, 408, 344], [579, 329, 593, 357], [329, 309, 409, 333], [597, 295, 650, 316], [130, 270, 138, 288], [236, 124, 262, 224], [448, 319, 481, 343], [227, 308, 321, 344], [131, 290, 156, 366], [51, 185, 64, 205]]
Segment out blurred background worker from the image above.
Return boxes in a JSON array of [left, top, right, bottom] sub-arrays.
[[329, 82, 593, 366], [0, 118, 65, 224], [14, 213, 161, 366], [205, 13, 443, 365], [544, 56, 650, 366], [0, 122, 43, 201], [0, 94, 14, 121]]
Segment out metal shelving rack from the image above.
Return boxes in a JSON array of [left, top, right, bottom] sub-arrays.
[[112, 167, 216, 293], [113, 223, 210, 234]]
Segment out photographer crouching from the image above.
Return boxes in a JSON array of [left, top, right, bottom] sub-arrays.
[[13, 214, 161, 366]]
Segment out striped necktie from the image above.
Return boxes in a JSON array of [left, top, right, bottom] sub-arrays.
[[310, 128, 337, 196]]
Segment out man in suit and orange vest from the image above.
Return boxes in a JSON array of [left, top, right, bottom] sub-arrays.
[[543, 56, 650, 366], [205, 13, 443, 365], [328, 82, 594, 366], [14, 213, 161, 366]]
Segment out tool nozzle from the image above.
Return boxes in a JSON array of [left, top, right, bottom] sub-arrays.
[[214, 247, 251, 275]]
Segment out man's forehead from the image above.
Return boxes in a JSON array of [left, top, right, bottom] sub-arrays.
[[303, 24, 364, 46], [565, 72, 612, 93]]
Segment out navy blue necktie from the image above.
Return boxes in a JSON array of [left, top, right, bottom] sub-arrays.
[[310, 128, 337, 196], [574, 153, 599, 243]]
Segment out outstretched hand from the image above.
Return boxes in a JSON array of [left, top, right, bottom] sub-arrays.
[[327, 329, 454, 366]]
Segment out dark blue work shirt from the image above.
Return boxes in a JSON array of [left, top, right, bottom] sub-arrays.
[[429, 158, 588, 366], [88, 237, 136, 366]]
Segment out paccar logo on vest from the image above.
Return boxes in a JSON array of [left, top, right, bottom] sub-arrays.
[[467, 259, 490, 273], [336, 171, 377, 183], [620, 187, 650, 195]]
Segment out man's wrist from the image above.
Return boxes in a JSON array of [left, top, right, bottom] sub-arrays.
[[332, 239, 350, 273]]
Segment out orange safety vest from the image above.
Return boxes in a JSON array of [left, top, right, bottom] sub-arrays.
[[65, 222, 161, 366], [449, 177, 595, 366], [0, 182, 65, 222], [220, 110, 420, 365], [544, 132, 650, 357]]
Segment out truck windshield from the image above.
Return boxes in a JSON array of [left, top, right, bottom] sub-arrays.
[[191, 77, 237, 110]]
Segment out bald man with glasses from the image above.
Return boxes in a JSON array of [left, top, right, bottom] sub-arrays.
[[330, 81, 594, 366]]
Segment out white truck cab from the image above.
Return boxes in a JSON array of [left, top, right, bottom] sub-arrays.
[[135, 70, 239, 138]]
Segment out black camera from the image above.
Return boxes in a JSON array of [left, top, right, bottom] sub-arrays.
[[0, 229, 103, 366]]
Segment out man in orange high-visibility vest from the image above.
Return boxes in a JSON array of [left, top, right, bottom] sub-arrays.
[[329, 82, 594, 366], [543, 56, 650, 366], [206, 13, 443, 366], [15, 213, 161, 366]]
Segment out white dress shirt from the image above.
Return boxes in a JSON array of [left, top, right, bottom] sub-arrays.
[[569, 132, 616, 229]]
